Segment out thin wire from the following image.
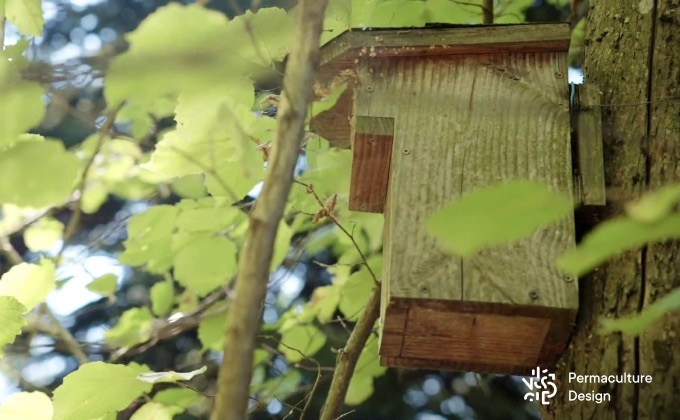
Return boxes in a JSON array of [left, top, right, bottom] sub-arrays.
[[584, 95, 680, 109]]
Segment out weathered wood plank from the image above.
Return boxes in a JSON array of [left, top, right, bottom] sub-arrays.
[[360, 53, 576, 310], [378, 297, 576, 370], [575, 84, 606, 205], [309, 86, 354, 148], [321, 23, 570, 67], [401, 309, 550, 366], [349, 116, 394, 213]]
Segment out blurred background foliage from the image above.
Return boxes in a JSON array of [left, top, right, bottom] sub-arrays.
[[0, 0, 583, 418]]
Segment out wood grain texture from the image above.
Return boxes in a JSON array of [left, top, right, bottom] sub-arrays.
[[310, 85, 354, 148], [349, 116, 394, 212], [360, 53, 577, 373], [378, 297, 576, 371], [360, 53, 577, 310], [401, 309, 549, 366], [575, 84, 606, 205], [317, 25, 580, 373], [321, 23, 570, 68]]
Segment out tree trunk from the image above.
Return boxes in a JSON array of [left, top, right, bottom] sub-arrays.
[[549, 0, 680, 418]]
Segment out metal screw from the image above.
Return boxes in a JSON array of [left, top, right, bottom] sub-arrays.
[[529, 290, 539, 300], [419, 285, 429, 294], [402, 148, 411, 155], [555, 71, 563, 79], [564, 275, 574, 283], [366, 86, 374, 92], [360, 203, 367, 210]]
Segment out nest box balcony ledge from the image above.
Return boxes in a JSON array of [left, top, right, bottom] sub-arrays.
[[310, 23, 580, 375]]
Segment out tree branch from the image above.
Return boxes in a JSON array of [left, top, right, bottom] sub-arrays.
[[210, 0, 329, 418], [320, 283, 381, 420], [60, 103, 123, 255], [483, 0, 494, 24]]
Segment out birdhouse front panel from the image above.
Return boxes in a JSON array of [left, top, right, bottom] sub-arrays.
[[313, 24, 579, 375]]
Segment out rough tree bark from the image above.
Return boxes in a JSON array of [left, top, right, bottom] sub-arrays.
[[210, 1, 328, 418], [549, 0, 679, 418]]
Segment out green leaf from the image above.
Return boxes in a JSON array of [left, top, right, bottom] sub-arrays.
[[87, 274, 118, 296], [321, 0, 351, 45], [170, 174, 208, 199], [345, 374, 374, 405], [105, 4, 234, 106], [153, 388, 203, 410], [175, 202, 240, 233], [197, 312, 227, 352], [105, 307, 153, 348], [0, 296, 27, 357], [254, 370, 302, 402], [425, 180, 573, 257], [119, 205, 178, 273], [424, 0, 483, 24], [137, 366, 207, 384], [278, 324, 327, 362], [271, 221, 292, 271], [1, 39, 31, 70], [312, 82, 348, 117], [52, 362, 153, 420], [495, 0, 534, 23], [0, 260, 55, 312], [130, 402, 178, 420], [174, 234, 237, 296], [0, 140, 79, 206], [144, 89, 263, 196], [557, 214, 680, 277], [355, 335, 387, 378], [0, 391, 53, 420], [338, 268, 375, 321], [4, 0, 44, 36], [150, 281, 174, 316], [310, 285, 341, 323], [300, 138, 352, 205], [352, 0, 427, 27], [24, 217, 64, 252], [0, 60, 45, 149], [204, 161, 258, 199], [228, 8, 294, 67], [599, 287, 680, 336], [626, 183, 680, 223]]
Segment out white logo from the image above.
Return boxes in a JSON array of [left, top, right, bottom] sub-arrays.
[[523, 367, 557, 405]]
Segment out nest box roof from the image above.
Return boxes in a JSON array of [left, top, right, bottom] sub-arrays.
[[311, 23, 571, 149], [320, 23, 571, 67]]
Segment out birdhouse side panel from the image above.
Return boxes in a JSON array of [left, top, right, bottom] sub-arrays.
[[357, 53, 575, 311], [357, 57, 467, 302]]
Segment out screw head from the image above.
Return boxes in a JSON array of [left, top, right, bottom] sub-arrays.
[[555, 71, 563, 79], [529, 290, 539, 300], [564, 275, 575, 283], [365, 86, 374, 92], [419, 284, 429, 294], [402, 148, 411, 155]]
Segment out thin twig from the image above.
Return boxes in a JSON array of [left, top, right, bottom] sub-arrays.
[[0, 14, 6, 51], [40, 304, 89, 364], [109, 286, 229, 362], [60, 103, 124, 256], [297, 180, 379, 284]]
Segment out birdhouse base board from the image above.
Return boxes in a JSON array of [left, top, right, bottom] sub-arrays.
[[379, 298, 575, 375]]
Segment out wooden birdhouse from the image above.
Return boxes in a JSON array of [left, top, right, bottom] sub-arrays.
[[311, 23, 601, 375]]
